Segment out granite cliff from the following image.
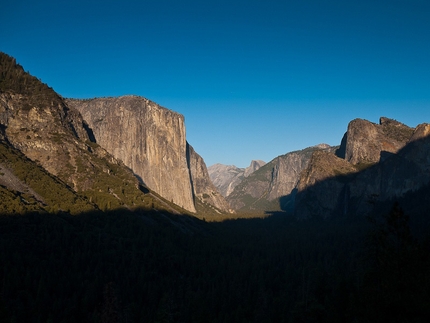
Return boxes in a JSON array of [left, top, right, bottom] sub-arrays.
[[67, 96, 196, 212], [67, 96, 230, 213], [1, 52, 230, 215], [336, 117, 414, 165]]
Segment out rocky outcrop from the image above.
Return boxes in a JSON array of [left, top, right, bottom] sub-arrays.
[[208, 160, 266, 197], [409, 123, 430, 142], [186, 143, 231, 212], [295, 118, 430, 219], [67, 96, 197, 212], [348, 125, 430, 215], [227, 145, 333, 211], [338, 117, 414, 165]]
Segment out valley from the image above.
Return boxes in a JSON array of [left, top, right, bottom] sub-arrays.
[[1, 52, 430, 322]]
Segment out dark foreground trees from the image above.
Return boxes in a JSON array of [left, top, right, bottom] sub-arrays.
[[0, 205, 429, 322]]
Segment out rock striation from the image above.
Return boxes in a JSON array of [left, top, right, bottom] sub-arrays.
[[67, 96, 197, 212], [67, 96, 231, 214]]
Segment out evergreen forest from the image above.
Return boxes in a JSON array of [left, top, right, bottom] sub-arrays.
[[0, 204, 429, 323]]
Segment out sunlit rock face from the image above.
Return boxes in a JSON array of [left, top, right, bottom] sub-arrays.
[[0, 91, 99, 191], [226, 145, 334, 212], [67, 96, 197, 212], [340, 117, 414, 165]]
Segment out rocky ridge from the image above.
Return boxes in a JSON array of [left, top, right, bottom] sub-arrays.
[[295, 118, 430, 219], [226, 145, 334, 212]]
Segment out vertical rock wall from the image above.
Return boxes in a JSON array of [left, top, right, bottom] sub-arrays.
[[67, 96, 196, 212]]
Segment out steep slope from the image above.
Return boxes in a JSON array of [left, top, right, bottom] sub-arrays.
[[0, 139, 96, 214], [208, 160, 266, 197], [227, 144, 333, 212], [0, 52, 155, 212], [186, 143, 231, 213]]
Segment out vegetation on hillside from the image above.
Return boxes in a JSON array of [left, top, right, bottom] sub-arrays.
[[380, 118, 415, 143], [0, 140, 96, 214], [0, 52, 62, 109]]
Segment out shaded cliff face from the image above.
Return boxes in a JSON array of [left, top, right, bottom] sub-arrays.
[[186, 143, 231, 213], [349, 123, 430, 214], [208, 160, 265, 197], [295, 118, 430, 219], [227, 145, 333, 211], [67, 96, 196, 212], [294, 151, 358, 219]]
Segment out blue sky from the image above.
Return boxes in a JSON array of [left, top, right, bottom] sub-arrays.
[[2, 0, 430, 167]]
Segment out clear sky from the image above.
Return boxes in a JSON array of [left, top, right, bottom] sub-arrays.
[[2, 0, 430, 168]]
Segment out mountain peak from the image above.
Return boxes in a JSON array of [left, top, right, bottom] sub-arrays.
[[244, 160, 266, 177]]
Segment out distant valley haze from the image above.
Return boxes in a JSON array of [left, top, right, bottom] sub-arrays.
[[2, 0, 430, 167]]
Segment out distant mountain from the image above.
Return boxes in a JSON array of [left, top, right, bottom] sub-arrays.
[[208, 160, 266, 197], [223, 116, 430, 219], [226, 144, 334, 212]]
